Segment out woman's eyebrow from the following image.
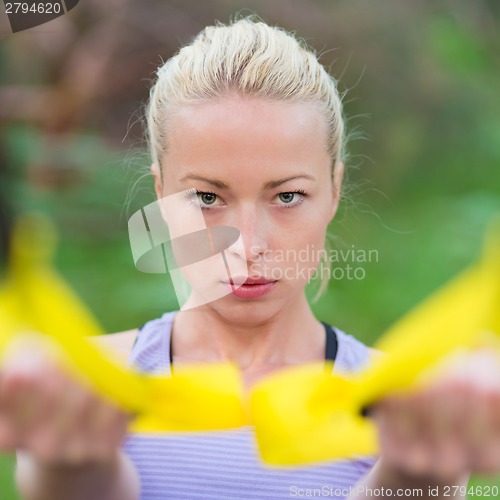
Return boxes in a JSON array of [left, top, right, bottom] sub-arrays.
[[264, 174, 315, 189], [179, 173, 315, 190], [180, 174, 229, 189]]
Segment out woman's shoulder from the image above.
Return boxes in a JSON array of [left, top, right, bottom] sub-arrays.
[[333, 328, 382, 374], [89, 329, 139, 364], [96, 312, 177, 371]]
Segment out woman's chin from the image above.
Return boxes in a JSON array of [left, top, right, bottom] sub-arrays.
[[209, 295, 282, 325]]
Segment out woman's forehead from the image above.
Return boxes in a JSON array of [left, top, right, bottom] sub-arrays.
[[169, 95, 325, 129], [162, 97, 330, 183]]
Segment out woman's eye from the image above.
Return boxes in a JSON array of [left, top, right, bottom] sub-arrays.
[[278, 192, 295, 204], [184, 189, 220, 210], [198, 192, 217, 206], [276, 191, 305, 206]]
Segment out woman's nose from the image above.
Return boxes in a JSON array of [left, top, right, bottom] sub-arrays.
[[227, 209, 269, 262]]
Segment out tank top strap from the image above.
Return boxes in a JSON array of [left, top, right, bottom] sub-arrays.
[[322, 322, 338, 362], [128, 311, 175, 374]]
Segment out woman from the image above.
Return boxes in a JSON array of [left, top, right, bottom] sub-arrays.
[[6, 17, 500, 500]]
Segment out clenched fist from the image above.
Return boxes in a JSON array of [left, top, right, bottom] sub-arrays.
[[0, 334, 131, 466], [373, 349, 500, 480]]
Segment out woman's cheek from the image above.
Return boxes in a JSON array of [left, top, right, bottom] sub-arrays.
[[275, 238, 327, 284]]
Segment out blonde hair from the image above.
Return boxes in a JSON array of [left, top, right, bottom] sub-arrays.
[[146, 16, 346, 300], [147, 17, 345, 168]]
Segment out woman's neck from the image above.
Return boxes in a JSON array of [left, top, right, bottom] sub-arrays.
[[170, 294, 326, 378]]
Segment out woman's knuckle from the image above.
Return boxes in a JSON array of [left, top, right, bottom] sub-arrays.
[[71, 387, 94, 415], [3, 371, 35, 401]]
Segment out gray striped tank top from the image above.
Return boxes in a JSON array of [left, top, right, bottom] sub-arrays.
[[123, 311, 377, 499]]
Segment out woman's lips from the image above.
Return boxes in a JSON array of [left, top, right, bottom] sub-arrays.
[[222, 278, 278, 299]]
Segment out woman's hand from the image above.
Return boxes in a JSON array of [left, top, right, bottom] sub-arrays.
[[0, 334, 131, 466], [373, 348, 500, 481]]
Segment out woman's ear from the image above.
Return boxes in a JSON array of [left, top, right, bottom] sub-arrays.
[[150, 163, 163, 200], [330, 160, 344, 219]]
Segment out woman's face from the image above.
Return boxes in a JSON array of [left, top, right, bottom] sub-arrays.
[[153, 95, 343, 323]]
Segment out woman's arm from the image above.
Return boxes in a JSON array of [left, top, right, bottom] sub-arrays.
[[349, 457, 469, 500], [0, 333, 139, 500], [15, 450, 140, 500]]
